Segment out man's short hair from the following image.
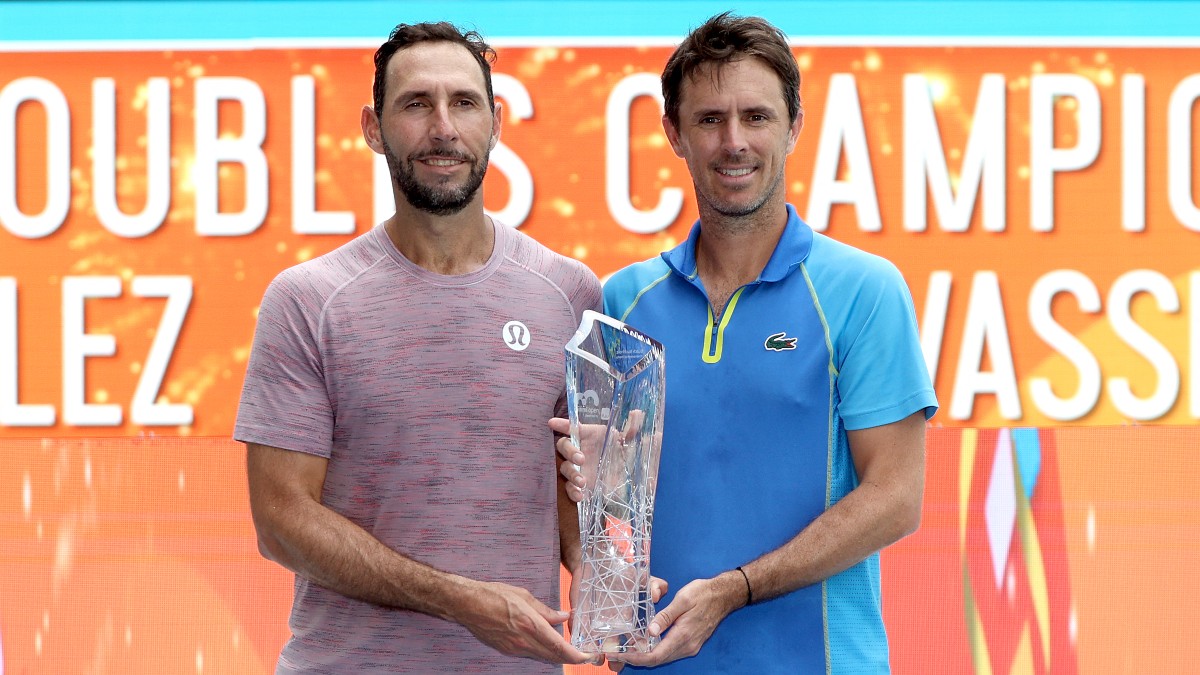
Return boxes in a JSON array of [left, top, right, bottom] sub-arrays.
[[372, 22, 496, 117], [661, 12, 802, 128]]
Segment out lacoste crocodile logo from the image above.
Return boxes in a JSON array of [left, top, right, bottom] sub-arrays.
[[764, 331, 798, 351]]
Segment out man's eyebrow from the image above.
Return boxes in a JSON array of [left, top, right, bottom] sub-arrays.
[[394, 88, 485, 101], [691, 104, 775, 119], [741, 105, 775, 116], [450, 89, 486, 101], [392, 89, 427, 103]]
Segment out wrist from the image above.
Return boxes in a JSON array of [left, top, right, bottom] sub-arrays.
[[712, 569, 750, 613], [433, 573, 482, 624], [735, 565, 754, 607], [561, 544, 582, 573]]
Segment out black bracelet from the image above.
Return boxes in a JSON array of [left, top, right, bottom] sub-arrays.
[[735, 565, 753, 606]]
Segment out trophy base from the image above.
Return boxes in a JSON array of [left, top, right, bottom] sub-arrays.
[[591, 618, 634, 632], [571, 557, 659, 654], [574, 632, 660, 655]]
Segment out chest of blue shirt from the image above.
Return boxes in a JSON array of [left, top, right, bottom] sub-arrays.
[[619, 267, 842, 580]]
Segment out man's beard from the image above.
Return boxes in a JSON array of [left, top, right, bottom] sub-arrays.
[[696, 155, 786, 226], [383, 139, 490, 216]]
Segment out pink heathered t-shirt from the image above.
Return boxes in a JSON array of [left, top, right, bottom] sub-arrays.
[[235, 219, 601, 674]]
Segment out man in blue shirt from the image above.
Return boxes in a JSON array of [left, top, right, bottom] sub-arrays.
[[553, 12, 937, 673]]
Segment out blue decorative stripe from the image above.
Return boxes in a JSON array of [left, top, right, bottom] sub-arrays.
[[5, 1, 1200, 42]]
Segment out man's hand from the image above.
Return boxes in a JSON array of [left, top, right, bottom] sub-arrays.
[[565, 565, 670, 637], [549, 417, 600, 502], [582, 574, 671, 673], [550, 414, 650, 502], [608, 572, 744, 669], [649, 575, 669, 604], [457, 580, 602, 665]]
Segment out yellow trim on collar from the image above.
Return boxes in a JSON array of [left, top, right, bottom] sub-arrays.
[[701, 288, 746, 364]]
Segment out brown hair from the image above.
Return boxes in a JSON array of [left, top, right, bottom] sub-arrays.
[[661, 12, 802, 127], [372, 22, 496, 117]]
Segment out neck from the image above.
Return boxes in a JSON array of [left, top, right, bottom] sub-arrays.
[[695, 200, 789, 317], [696, 201, 788, 281], [384, 200, 495, 276]]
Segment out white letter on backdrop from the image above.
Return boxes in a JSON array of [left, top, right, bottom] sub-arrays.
[[1029, 74, 1101, 232], [903, 73, 1006, 232], [606, 73, 682, 234], [806, 74, 881, 232], [93, 77, 172, 238], [487, 74, 535, 228], [0, 77, 71, 238], [1167, 74, 1200, 231], [1028, 270, 1102, 421], [194, 77, 268, 236], [291, 75, 354, 234]]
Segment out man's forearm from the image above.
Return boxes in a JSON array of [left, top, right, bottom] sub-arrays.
[[557, 473, 582, 572], [260, 492, 478, 621], [739, 413, 926, 603], [740, 477, 917, 604]]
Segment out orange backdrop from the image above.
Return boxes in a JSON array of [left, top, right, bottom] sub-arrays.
[[3, 45, 1199, 437], [6, 429, 1200, 673], [3, 43, 1200, 674]]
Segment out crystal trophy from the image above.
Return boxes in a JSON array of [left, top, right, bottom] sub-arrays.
[[565, 309, 665, 654]]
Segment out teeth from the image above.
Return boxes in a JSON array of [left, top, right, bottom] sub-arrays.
[[425, 159, 461, 166], [719, 168, 753, 176]]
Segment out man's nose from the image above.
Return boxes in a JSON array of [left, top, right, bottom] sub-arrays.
[[720, 119, 748, 154], [429, 105, 458, 142]]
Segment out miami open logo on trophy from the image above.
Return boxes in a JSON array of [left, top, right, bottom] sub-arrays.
[[564, 309, 665, 654]]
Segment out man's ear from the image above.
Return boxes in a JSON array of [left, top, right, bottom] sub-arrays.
[[786, 109, 804, 153], [361, 104, 385, 154], [490, 101, 503, 149], [662, 114, 685, 158]]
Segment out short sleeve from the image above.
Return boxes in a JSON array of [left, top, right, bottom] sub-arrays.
[[233, 271, 335, 456], [830, 258, 938, 430]]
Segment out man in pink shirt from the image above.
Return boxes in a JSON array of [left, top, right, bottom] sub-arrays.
[[236, 22, 602, 673]]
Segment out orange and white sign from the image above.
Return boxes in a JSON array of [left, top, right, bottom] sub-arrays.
[[4, 40, 1200, 675], [3, 44, 1199, 435]]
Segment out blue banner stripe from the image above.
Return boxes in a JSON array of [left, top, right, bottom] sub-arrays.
[[4, 1, 1200, 42]]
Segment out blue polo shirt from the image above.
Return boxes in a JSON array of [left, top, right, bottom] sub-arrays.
[[605, 205, 937, 674]]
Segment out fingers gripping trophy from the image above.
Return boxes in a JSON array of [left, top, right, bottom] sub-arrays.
[[564, 310, 666, 654]]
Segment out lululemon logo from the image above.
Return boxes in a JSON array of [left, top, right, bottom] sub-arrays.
[[503, 320, 530, 351]]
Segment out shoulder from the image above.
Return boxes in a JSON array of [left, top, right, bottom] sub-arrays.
[[604, 257, 672, 321], [805, 232, 908, 294], [809, 232, 900, 275], [262, 229, 389, 315], [503, 225, 600, 295], [802, 233, 921, 349]]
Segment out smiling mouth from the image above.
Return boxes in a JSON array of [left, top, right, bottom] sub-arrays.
[[717, 167, 755, 177], [412, 148, 473, 167]]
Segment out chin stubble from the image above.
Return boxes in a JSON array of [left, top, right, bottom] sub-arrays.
[[383, 139, 490, 216]]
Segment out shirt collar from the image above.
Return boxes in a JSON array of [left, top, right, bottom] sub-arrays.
[[660, 203, 814, 283]]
